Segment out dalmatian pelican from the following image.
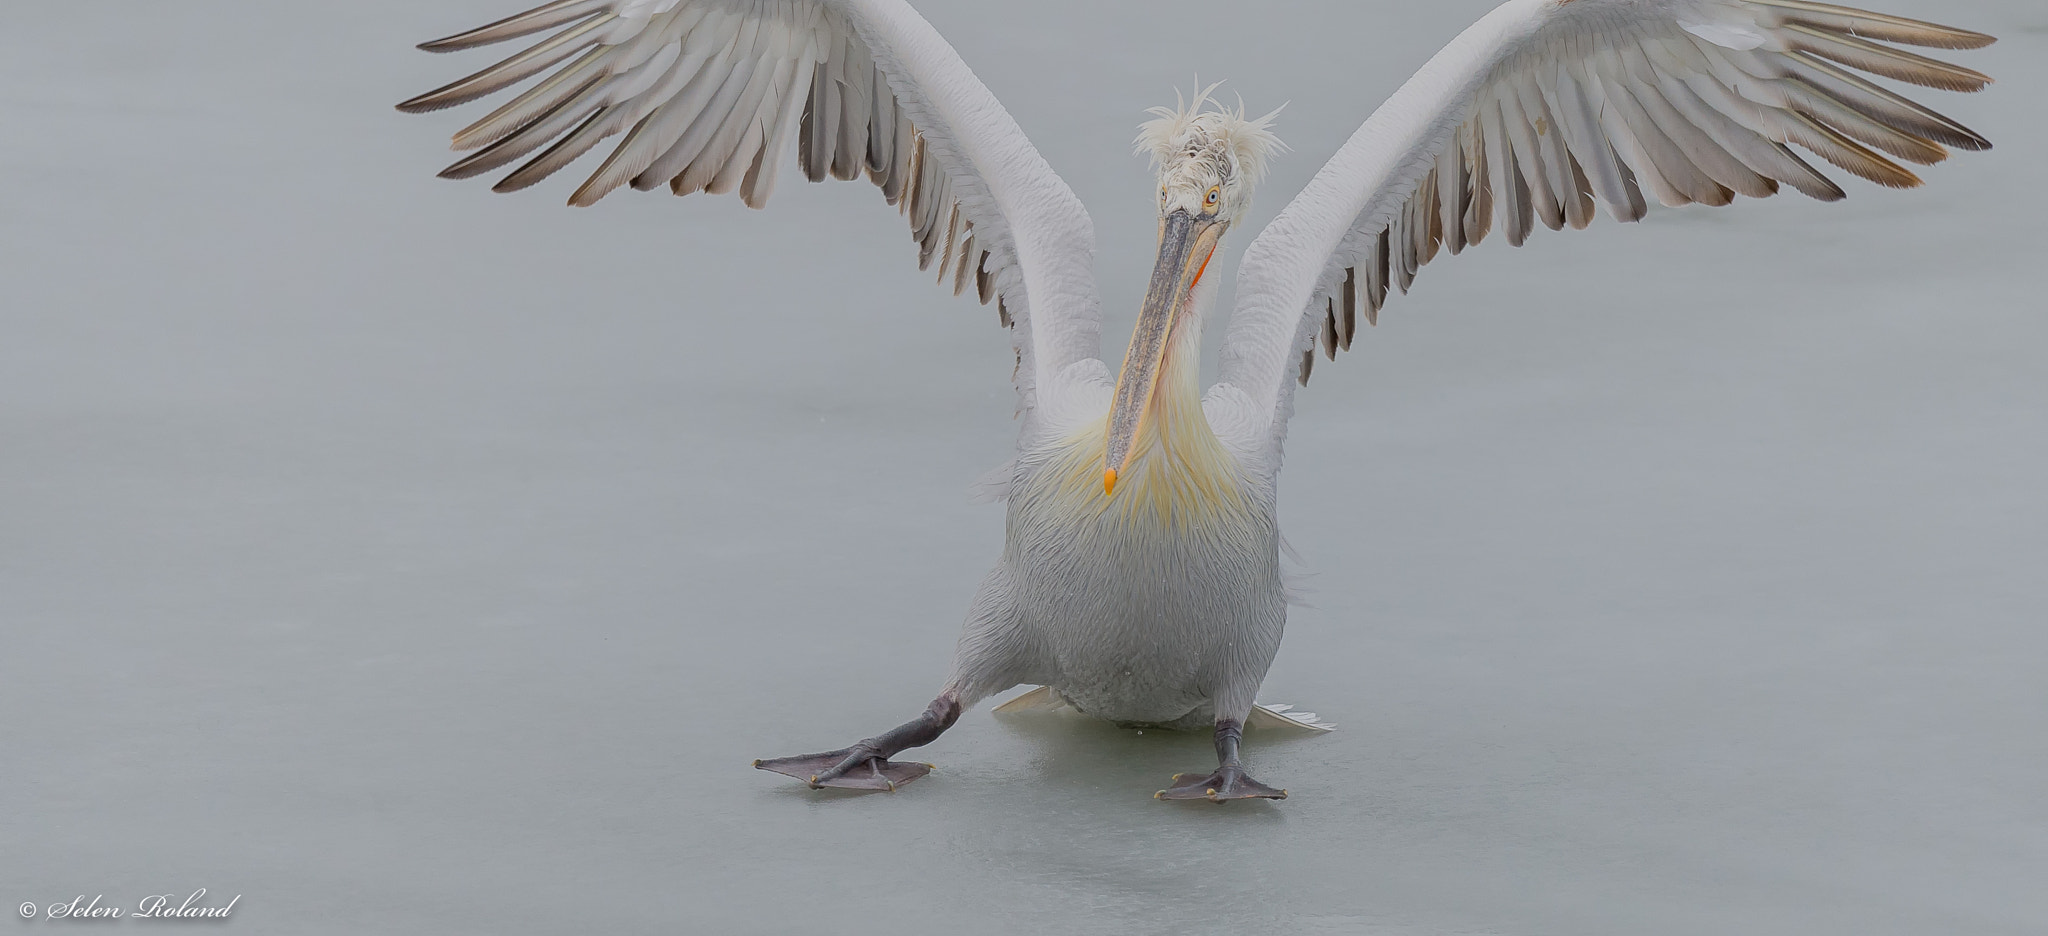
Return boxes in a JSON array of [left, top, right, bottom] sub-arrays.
[[399, 0, 1993, 800]]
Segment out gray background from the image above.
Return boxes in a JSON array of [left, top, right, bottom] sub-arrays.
[[3, 1, 2042, 933]]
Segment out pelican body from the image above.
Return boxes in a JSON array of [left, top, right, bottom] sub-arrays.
[[997, 424, 1281, 732], [400, 0, 1995, 799]]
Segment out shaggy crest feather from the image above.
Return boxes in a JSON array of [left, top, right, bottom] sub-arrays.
[[1135, 82, 1287, 191]]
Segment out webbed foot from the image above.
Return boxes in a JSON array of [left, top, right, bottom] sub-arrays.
[[1155, 764, 1287, 802], [754, 751, 933, 792], [1155, 716, 1287, 802], [753, 693, 960, 794]]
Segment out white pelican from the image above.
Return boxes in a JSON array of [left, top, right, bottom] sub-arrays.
[[400, 0, 1993, 800]]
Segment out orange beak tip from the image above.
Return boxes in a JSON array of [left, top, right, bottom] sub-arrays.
[[1103, 469, 1118, 496]]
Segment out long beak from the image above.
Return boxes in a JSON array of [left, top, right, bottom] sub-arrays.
[[1104, 209, 1224, 495]]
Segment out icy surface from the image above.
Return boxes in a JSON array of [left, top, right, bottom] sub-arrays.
[[2, 1, 2043, 934]]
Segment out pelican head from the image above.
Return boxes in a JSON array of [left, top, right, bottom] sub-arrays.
[[1104, 89, 1284, 494]]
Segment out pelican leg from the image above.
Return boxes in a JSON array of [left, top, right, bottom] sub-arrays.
[[1156, 718, 1287, 802], [753, 693, 962, 792]]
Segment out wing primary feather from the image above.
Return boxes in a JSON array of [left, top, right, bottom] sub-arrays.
[[1395, 208, 1417, 294], [834, 38, 872, 181], [1593, 49, 1720, 206], [953, 232, 977, 296], [912, 158, 941, 247], [1509, 146, 1536, 241], [1614, 151, 1649, 218], [416, 0, 607, 53], [936, 203, 961, 283], [1653, 49, 1848, 199], [492, 105, 614, 193], [1749, 0, 1997, 50], [1339, 268, 1358, 348], [450, 45, 613, 151], [1464, 118, 1492, 248], [880, 113, 913, 204], [1482, 95, 1531, 244], [1681, 41, 1929, 191], [580, 109, 666, 204], [1777, 78, 1949, 164], [1618, 49, 1778, 197], [906, 134, 931, 229], [1520, 76, 1577, 225], [1764, 140, 1847, 200], [1781, 24, 1992, 91], [1362, 232, 1387, 324], [916, 175, 952, 270], [1594, 65, 1722, 207], [435, 68, 609, 179], [709, 115, 765, 197], [689, 39, 784, 197], [922, 179, 953, 268], [893, 124, 919, 214], [1563, 151, 1594, 230], [1395, 204, 1415, 294], [801, 61, 830, 181], [398, 12, 619, 113], [1779, 109, 1922, 187], [1780, 52, 1991, 150], [1555, 60, 1644, 217], [1596, 92, 1688, 207], [922, 155, 949, 247], [636, 19, 756, 190], [707, 44, 791, 198], [977, 251, 996, 305], [740, 45, 812, 209], [1481, 96, 1527, 247], [1322, 301, 1339, 360], [867, 66, 896, 175], [665, 28, 767, 195], [570, 47, 711, 205], [664, 58, 761, 194], [1502, 80, 1566, 231], [1437, 137, 1466, 256], [818, 38, 846, 182], [1433, 167, 1449, 261], [1423, 169, 1444, 263], [580, 45, 724, 192], [1522, 66, 1595, 226]]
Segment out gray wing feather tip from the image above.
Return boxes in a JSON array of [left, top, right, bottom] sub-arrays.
[[416, 0, 607, 53]]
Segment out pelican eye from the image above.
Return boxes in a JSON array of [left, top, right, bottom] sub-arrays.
[[1205, 186, 1221, 208]]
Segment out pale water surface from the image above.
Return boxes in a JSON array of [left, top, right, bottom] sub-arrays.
[[3, 2, 2044, 934]]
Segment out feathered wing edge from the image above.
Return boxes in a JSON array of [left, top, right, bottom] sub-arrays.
[[397, 0, 1104, 420], [1213, 0, 1992, 463]]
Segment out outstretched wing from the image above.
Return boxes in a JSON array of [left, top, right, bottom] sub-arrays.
[[1211, 0, 1991, 460], [398, 0, 1103, 420]]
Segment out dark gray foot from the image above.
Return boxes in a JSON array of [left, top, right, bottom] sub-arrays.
[[1156, 765, 1287, 801], [1155, 717, 1287, 802], [753, 693, 960, 794], [753, 751, 933, 791]]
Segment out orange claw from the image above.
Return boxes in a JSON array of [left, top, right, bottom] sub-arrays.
[[1103, 469, 1118, 496]]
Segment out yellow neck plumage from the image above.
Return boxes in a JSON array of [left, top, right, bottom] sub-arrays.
[[1048, 321, 1249, 530]]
